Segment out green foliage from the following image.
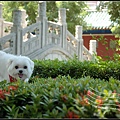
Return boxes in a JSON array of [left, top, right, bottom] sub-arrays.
[[111, 26, 120, 38], [46, 1, 58, 22], [56, 1, 88, 35], [1, 1, 38, 25], [91, 35, 120, 60], [32, 58, 120, 81], [24, 2, 38, 25], [1, 1, 88, 35], [0, 59, 120, 118], [96, 1, 120, 38], [0, 76, 120, 118]]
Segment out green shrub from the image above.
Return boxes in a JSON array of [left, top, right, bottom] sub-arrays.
[[32, 59, 120, 81], [0, 76, 120, 118], [1, 58, 120, 118]]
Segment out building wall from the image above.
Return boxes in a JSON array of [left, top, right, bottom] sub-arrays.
[[83, 34, 120, 60]]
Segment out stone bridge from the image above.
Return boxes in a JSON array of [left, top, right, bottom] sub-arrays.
[[0, 2, 97, 61]]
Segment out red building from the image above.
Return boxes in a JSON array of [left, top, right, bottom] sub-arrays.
[[83, 34, 119, 60], [83, 10, 120, 60]]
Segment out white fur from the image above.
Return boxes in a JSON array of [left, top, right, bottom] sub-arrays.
[[0, 51, 34, 83]]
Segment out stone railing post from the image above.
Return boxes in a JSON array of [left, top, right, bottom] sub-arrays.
[[58, 8, 67, 49], [21, 9, 27, 28], [11, 9, 26, 55], [0, 3, 4, 38], [89, 40, 97, 60], [0, 3, 3, 18], [37, 1, 47, 48], [75, 25, 83, 61]]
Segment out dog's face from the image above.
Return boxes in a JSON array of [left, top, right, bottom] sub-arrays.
[[7, 56, 34, 81]]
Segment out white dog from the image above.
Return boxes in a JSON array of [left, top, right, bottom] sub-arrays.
[[0, 51, 34, 83]]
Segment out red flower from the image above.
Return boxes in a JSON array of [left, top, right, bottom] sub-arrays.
[[84, 98, 89, 104], [97, 96, 101, 99], [80, 97, 89, 106], [0, 85, 18, 100], [96, 99, 103, 104], [87, 90, 94, 97], [8, 85, 18, 91], [0, 89, 10, 99], [66, 111, 80, 118], [0, 89, 5, 99], [96, 96, 103, 108]]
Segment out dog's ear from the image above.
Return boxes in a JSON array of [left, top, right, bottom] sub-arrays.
[[30, 60, 34, 71], [27, 58, 34, 71], [7, 58, 14, 68]]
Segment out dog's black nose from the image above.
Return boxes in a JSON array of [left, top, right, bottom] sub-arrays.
[[19, 70, 23, 73]]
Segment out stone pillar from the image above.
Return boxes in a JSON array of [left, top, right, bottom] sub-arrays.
[[0, 3, 3, 18], [37, 1, 47, 48], [37, 1, 46, 22], [0, 4, 4, 37], [75, 25, 82, 40], [89, 40, 97, 60], [21, 9, 27, 28], [58, 8, 67, 49], [20, 9, 27, 40], [58, 8, 66, 24], [89, 40, 97, 54], [75, 25, 83, 61], [11, 9, 25, 55]]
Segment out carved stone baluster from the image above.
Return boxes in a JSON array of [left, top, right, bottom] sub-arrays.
[[75, 25, 83, 61], [58, 8, 67, 49]]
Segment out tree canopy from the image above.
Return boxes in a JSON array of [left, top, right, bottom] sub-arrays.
[[0, 1, 88, 35], [56, 1, 88, 35], [97, 1, 120, 38]]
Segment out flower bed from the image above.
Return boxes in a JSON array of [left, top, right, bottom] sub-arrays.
[[0, 76, 120, 118]]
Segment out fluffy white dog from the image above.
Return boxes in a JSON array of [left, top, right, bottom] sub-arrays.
[[0, 51, 34, 83]]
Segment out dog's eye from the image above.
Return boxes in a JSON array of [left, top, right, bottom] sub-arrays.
[[24, 66, 27, 69], [15, 66, 18, 69]]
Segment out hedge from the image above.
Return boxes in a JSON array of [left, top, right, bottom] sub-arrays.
[[0, 76, 120, 118], [32, 59, 120, 81], [1, 58, 120, 118]]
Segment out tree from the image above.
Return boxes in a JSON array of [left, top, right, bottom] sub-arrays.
[[96, 1, 120, 38], [96, 1, 120, 60], [0, 1, 88, 35], [0, 1, 38, 25], [56, 1, 88, 35], [46, 1, 58, 22]]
